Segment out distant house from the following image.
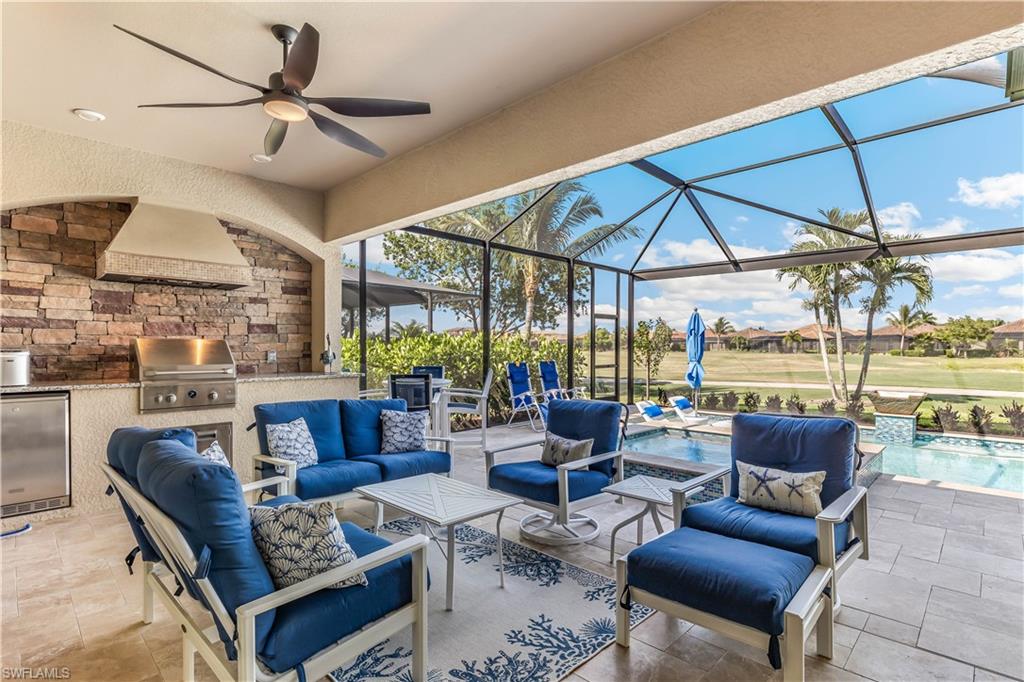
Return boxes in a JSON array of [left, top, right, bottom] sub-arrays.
[[732, 327, 784, 352], [870, 323, 941, 353], [991, 319, 1024, 353]]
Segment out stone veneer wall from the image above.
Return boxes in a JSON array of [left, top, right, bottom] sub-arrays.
[[1, 201, 312, 380]]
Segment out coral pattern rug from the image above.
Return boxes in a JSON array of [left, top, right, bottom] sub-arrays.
[[332, 519, 652, 681]]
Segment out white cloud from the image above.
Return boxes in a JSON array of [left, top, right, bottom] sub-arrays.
[[364, 238, 387, 265], [972, 304, 1024, 321], [929, 249, 1024, 283], [943, 284, 989, 299], [877, 202, 967, 238], [611, 253, 625, 263], [954, 172, 1024, 209], [736, 216, 749, 223], [997, 282, 1023, 300]]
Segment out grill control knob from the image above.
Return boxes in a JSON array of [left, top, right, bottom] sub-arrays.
[[154, 394, 164, 404], [208, 390, 219, 401], [166, 393, 178, 404]]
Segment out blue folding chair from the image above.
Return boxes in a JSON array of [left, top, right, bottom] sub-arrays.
[[506, 362, 547, 430], [538, 360, 586, 401]]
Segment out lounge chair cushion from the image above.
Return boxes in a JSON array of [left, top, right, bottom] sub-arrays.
[[682, 496, 850, 561], [731, 413, 856, 508], [488, 461, 610, 506], [353, 450, 451, 481], [340, 399, 407, 457], [294, 459, 383, 500], [642, 404, 663, 418], [546, 400, 621, 476], [137, 439, 278, 654], [627, 526, 814, 635], [255, 400, 346, 463], [258, 522, 414, 673]]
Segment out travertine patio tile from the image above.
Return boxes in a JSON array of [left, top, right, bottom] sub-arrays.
[[631, 610, 693, 651], [974, 667, 1020, 681], [881, 510, 917, 522], [914, 505, 986, 535], [871, 516, 945, 561], [835, 606, 869, 630], [697, 651, 779, 682], [893, 484, 956, 510], [664, 632, 728, 671], [955, 490, 1023, 513], [868, 495, 921, 516], [803, 656, 873, 681], [863, 614, 920, 646], [858, 538, 900, 573], [918, 613, 1024, 680], [890, 554, 982, 595], [944, 529, 1023, 560], [575, 637, 706, 682], [840, 566, 932, 626], [926, 587, 1023, 638], [939, 545, 1024, 582], [983, 511, 1024, 539], [980, 574, 1023, 602], [689, 623, 776, 667], [845, 632, 973, 682]]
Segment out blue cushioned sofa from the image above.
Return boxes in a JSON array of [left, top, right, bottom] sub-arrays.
[[253, 398, 452, 513], [102, 431, 429, 682]]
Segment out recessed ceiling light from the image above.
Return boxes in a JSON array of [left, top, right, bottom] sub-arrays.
[[249, 153, 273, 164], [72, 108, 105, 122]]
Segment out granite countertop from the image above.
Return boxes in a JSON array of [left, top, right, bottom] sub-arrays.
[[0, 372, 360, 394]]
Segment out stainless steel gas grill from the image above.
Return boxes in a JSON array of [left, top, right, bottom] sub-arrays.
[[134, 338, 237, 413]]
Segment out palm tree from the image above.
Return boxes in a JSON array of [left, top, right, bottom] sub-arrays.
[[779, 265, 839, 400], [783, 329, 804, 353], [887, 304, 932, 355], [711, 317, 735, 350], [391, 320, 427, 339], [851, 257, 932, 400], [502, 182, 642, 337]]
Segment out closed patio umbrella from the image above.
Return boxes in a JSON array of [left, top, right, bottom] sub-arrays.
[[685, 308, 706, 412]]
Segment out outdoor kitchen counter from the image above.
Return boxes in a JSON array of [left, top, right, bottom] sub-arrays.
[[0, 372, 360, 530], [0, 371, 361, 393]]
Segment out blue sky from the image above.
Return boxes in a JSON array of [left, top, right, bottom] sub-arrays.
[[355, 54, 1023, 335]]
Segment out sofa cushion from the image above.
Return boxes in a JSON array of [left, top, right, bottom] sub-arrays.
[[137, 439, 277, 653], [682, 496, 850, 561], [488, 461, 610, 506], [628, 526, 814, 636], [340, 399, 406, 457], [294, 460, 382, 500], [546, 400, 621, 476], [258, 522, 414, 674], [255, 400, 345, 463], [353, 450, 450, 481], [731, 413, 856, 508]]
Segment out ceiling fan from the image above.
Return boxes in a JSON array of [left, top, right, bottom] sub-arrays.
[[113, 22, 431, 158]]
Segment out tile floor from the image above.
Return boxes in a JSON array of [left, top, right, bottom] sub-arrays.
[[2, 425, 1022, 681]]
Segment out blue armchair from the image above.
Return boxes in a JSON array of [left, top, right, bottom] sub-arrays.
[[253, 399, 452, 514], [102, 437, 429, 682], [485, 400, 624, 545]]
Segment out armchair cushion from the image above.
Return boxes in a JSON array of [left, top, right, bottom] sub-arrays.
[[353, 450, 450, 481], [731, 413, 856, 508], [682, 496, 850, 561], [546, 400, 622, 476], [628, 526, 814, 636], [294, 460, 382, 500], [488, 461, 610, 506], [258, 522, 414, 674], [255, 400, 345, 463], [340, 399, 407, 457]]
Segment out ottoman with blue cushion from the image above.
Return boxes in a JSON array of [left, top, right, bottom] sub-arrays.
[[617, 526, 834, 682]]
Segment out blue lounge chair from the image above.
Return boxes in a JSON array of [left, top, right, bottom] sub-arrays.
[[505, 361, 547, 430], [538, 360, 586, 401]]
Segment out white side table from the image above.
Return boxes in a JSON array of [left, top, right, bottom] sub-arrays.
[[602, 475, 704, 563]]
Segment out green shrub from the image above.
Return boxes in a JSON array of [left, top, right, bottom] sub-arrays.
[[967, 404, 993, 434], [819, 399, 837, 415], [702, 393, 721, 410], [845, 399, 865, 420], [764, 394, 783, 411], [722, 391, 740, 410], [932, 403, 959, 432], [786, 394, 806, 414], [1001, 401, 1024, 437], [742, 391, 760, 412]]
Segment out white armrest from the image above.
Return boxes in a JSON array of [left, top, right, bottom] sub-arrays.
[[816, 486, 867, 523], [669, 466, 731, 528], [784, 565, 833, 620], [484, 438, 546, 472], [253, 455, 296, 495], [241, 475, 290, 498], [557, 450, 624, 471], [447, 389, 483, 398], [236, 534, 430, 619]]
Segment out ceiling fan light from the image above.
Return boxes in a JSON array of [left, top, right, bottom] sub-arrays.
[[263, 96, 308, 122]]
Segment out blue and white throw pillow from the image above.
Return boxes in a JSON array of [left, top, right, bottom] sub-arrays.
[[266, 417, 319, 473], [249, 501, 367, 590], [199, 440, 230, 467], [736, 460, 825, 517], [380, 409, 428, 454]]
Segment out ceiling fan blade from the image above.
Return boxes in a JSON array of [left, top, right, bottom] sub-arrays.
[[309, 110, 386, 158], [114, 24, 266, 92], [282, 23, 319, 91], [308, 97, 431, 117], [138, 97, 265, 109], [264, 119, 288, 156]]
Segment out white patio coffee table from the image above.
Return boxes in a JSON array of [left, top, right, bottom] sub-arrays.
[[602, 474, 705, 563], [355, 473, 519, 611]]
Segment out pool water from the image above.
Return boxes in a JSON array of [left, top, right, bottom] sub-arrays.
[[623, 428, 1024, 493]]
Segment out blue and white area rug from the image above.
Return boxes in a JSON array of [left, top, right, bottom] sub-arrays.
[[332, 518, 653, 681]]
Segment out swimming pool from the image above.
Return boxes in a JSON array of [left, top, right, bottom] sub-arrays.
[[623, 427, 1024, 493]]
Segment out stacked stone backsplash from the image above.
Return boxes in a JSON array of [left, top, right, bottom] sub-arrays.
[[1, 201, 312, 381]]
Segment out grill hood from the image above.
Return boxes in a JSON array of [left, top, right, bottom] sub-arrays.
[[97, 202, 253, 289]]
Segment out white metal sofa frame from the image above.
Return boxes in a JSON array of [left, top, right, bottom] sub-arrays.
[[101, 462, 429, 682], [484, 441, 624, 546]]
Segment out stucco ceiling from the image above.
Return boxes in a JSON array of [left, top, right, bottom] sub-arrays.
[[1, 2, 717, 191]]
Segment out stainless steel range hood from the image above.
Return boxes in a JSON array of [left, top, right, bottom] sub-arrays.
[[97, 202, 253, 289]]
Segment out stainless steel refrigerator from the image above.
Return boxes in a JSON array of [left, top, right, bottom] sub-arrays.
[[1, 392, 71, 517]]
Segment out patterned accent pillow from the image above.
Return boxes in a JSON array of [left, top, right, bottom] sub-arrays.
[[265, 418, 319, 473], [380, 409, 428, 454], [249, 501, 367, 590], [199, 440, 230, 467], [736, 460, 826, 517], [540, 433, 594, 467]]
